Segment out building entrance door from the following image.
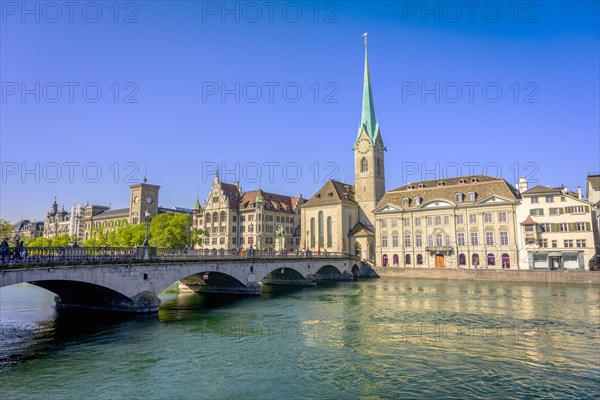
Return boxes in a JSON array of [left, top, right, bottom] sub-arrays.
[[549, 256, 562, 270], [435, 254, 445, 268]]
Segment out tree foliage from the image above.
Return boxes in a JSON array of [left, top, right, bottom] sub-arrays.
[[0, 219, 14, 241]]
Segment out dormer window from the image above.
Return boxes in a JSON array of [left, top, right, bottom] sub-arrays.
[[418, 183, 426, 189], [316, 194, 321, 199], [402, 198, 410, 207], [470, 177, 479, 183], [327, 192, 334, 197], [468, 191, 477, 201], [455, 193, 464, 203], [458, 179, 467, 184], [414, 197, 421, 206], [437, 181, 446, 186], [407, 185, 414, 190]]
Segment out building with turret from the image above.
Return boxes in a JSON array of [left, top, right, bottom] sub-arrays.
[[192, 173, 304, 252]]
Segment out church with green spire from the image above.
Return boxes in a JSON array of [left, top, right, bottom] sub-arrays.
[[301, 34, 386, 261]]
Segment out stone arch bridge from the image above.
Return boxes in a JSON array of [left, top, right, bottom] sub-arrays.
[[0, 248, 376, 313]]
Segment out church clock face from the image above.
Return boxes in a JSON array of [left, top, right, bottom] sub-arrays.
[[133, 196, 139, 204], [145, 196, 153, 205], [356, 138, 371, 155]]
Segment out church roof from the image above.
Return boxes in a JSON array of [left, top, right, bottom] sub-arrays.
[[93, 208, 129, 220], [349, 221, 375, 237], [303, 180, 357, 207], [523, 185, 578, 197], [377, 175, 520, 209], [520, 215, 537, 226]]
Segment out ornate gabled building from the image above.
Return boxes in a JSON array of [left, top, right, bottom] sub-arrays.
[[373, 175, 521, 269], [193, 173, 304, 252], [43, 198, 73, 238], [516, 181, 595, 270], [301, 35, 385, 261], [12, 219, 44, 242], [587, 174, 600, 253]]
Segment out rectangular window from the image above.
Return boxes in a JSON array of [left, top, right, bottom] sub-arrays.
[[232, 237, 237, 245], [530, 209, 544, 216], [500, 231, 509, 246], [403, 218, 410, 227], [570, 206, 585, 213], [392, 235, 399, 248], [551, 240, 557, 248], [457, 233, 465, 246], [232, 216, 237, 222], [404, 235, 411, 247], [415, 218, 421, 227], [381, 219, 387, 228], [382, 235, 388, 248], [391, 218, 398, 228], [469, 214, 477, 224], [564, 240, 573, 248], [219, 237, 225, 245], [546, 196, 554, 203], [435, 216, 441, 225], [549, 207, 561, 215], [456, 215, 464, 224], [445, 234, 451, 246], [415, 235, 422, 247], [428, 235, 434, 247], [538, 239, 547, 248], [539, 223, 550, 232], [559, 223, 568, 232], [444, 215, 449, 225], [486, 231, 494, 246], [427, 216, 432, 226], [531, 197, 539, 203], [498, 212, 507, 222], [576, 239, 586, 248], [470, 233, 479, 246], [484, 213, 492, 223], [576, 222, 586, 231], [248, 237, 253, 245]]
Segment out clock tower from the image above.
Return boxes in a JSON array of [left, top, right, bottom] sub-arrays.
[[354, 35, 385, 228], [129, 178, 160, 225]]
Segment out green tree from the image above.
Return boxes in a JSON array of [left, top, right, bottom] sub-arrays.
[[27, 234, 76, 247], [0, 219, 14, 241], [149, 213, 192, 248]]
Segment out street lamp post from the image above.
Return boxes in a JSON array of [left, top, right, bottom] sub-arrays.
[[143, 209, 151, 247]]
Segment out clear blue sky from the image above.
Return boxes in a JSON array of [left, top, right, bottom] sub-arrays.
[[1, 1, 599, 222]]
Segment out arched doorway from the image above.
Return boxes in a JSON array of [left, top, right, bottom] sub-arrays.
[[487, 253, 496, 266], [472, 253, 480, 268], [502, 253, 510, 268], [382, 254, 388, 267], [458, 253, 466, 266], [435, 254, 445, 268], [405, 254, 411, 265], [393, 254, 399, 266]]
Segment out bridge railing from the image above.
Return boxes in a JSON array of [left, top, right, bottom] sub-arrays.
[[0, 247, 136, 265], [0, 246, 359, 267], [157, 248, 358, 261]]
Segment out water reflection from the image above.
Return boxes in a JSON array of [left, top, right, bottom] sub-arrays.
[[1, 278, 598, 399]]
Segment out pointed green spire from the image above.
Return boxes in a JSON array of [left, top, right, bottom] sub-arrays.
[[194, 197, 201, 210], [357, 33, 379, 144]]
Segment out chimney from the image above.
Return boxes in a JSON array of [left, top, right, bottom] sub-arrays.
[[577, 186, 582, 199], [562, 186, 568, 194], [518, 177, 528, 193]]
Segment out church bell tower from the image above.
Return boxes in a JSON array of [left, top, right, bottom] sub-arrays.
[[354, 33, 386, 228]]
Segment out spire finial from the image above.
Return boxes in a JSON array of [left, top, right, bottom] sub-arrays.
[[215, 167, 220, 181], [143, 161, 147, 183]]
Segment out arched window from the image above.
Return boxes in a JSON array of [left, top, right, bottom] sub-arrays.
[[376, 158, 382, 176], [487, 253, 496, 266], [212, 212, 218, 223], [502, 253, 510, 268], [310, 218, 315, 248], [417, 254, 423, 265], [472, 253, 480, 266], [458, 253, 466, 265], [205, 213, 211, 223], [414, 197, 421, 206], [445, 234, 451, 246], [220, 211, 226, 223], [393, 254, 399, 266], [326, 216, 332, 248], [382, 254, 388, 267], [468, 192, 476, 202], [428, 235, 433, 246], [361, 158, 368, 173], [436, 234, 443, 247], [402, 198, 410, 207], [455, 193, 464, 203], [318, 211, 324, 248], [405, 254, 411, 265]]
